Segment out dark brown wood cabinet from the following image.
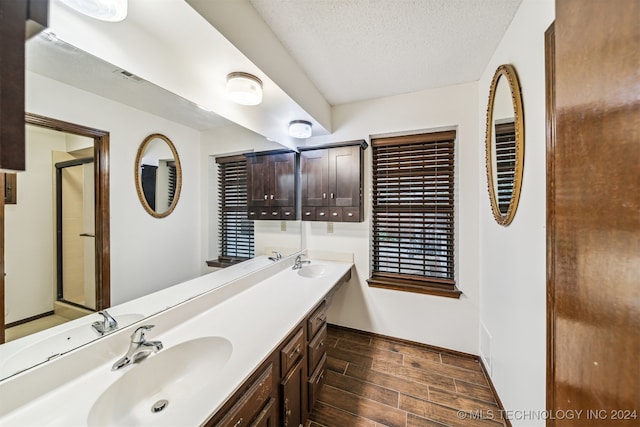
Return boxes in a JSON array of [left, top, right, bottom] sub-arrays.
[[300, 141, 366, 222], [246, 150, 298, 220]]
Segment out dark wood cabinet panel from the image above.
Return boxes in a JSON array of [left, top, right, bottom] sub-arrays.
[[281, 357, 305, 427], [210, 363, 274, 427], [300, 141, 365, 222], [329, 146, 360, 207], [246, 151, 298, 220], [301, 149, 329, 207]]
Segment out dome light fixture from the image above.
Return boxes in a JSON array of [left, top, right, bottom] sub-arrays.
[[288, 120, 312, 139], [59, 0, 128, 22], [226, 72, 263, 106]]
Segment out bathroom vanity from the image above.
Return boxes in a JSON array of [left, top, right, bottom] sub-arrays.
[[0, 252, 352, 426]]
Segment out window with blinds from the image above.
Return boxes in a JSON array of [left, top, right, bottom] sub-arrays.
[[368, 130, 460, 298], [216, 155, 254, 263]]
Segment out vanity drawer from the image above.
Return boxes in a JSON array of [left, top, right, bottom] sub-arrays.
[[249, 398, 276, 427], [307, 353, 327, 412], [308, 324, 327, 373], [280, 327, 304, 375], [214, 363, 273, 427], [307, 300, 327, 338]]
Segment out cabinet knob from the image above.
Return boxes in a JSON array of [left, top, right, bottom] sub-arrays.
[[261, 212, 267, 216], [330, 192, 335, 199], [233, 418, 243, 427], [319, 212, 325, 216], [323, 193, 327, 199], [348, 212, 353, 217], [272, 211, 278, 216], [305, 212, 311, 216], [270, 194, 274, 200], [332, 212, 338, 216], [249, 212, 255, 216], [264, 195, 268, 200], [284, 211, 291, 216]]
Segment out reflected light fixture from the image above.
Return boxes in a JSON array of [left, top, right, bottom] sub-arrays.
[[59, 0, 128, 22], [226, 72, 263, 106], [288, 120, 312, 139]]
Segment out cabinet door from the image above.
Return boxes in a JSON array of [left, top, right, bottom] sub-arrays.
[[270, 153, 296, 207], [281, 358, 305, 427], [247, 155, 270, 207], [300, 150, 329, 207], [329, 146, 361, 207]]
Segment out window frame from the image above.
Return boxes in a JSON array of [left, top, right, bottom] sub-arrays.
[[213, 154, 254, 267], [367, 130, 461, 299]]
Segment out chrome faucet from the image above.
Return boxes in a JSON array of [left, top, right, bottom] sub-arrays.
[[292, 254, 311, 270], [92, 310, 118, 335], [268, 251, 282, 262], [112, 325, 163, 371]]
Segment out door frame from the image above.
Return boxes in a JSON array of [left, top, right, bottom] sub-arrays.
[[0, 113, 110, 343]]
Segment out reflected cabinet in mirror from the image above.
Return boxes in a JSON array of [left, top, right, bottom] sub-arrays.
[[485, 64, 524, 226], [134, 133, 182, 218]]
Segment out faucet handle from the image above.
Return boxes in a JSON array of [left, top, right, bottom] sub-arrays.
[[272, 251, 282, 260], [92, 310, 118, 335], [131, 325, 155, 343]]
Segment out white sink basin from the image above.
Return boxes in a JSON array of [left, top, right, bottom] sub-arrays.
[[87, 336, 233, 426], [297, 264, 327, 278], [0, 313, 144, 378]]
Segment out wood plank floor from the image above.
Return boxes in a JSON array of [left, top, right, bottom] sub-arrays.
[[308, 325, 507, 427]]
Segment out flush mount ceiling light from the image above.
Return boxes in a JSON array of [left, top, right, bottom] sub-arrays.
[[226, 72, 263, 106], [59, 0, 128, 22], [288, 120, 313, 139]]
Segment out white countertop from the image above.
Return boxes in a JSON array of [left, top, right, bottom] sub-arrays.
[[0, 254, 352, 426]]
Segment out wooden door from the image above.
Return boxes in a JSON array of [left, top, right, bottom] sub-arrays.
[[547, 1, 640, 425], [300, 149, 329, 207], [329, 146, 360, 207]]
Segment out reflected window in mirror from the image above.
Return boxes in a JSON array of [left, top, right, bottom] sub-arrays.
[[494, 121, 516, 214], [210, 154, 254, 268], [134, 134, 182, 218]]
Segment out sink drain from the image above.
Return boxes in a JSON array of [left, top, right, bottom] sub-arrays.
[[151, 399, 169, 413]]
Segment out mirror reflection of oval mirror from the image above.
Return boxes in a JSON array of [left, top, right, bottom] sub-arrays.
[[485, 64, 524, 226], [134, 134, 182, 218]]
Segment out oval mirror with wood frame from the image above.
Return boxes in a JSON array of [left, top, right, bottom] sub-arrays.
[[135, 133, 182, 218], [485, 64, 524, 226]]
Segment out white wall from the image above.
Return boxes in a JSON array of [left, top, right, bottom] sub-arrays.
[[478, 0, 554, 424], [25, 72, 204, 306], [4, 127, 66, 323], [304, 82, 480, 354]]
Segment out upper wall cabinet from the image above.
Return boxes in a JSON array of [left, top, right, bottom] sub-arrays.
[[300, 140, 367, 222], [246, 150, 298, 220]]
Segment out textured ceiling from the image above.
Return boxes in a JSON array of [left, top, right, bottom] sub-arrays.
[[250, 0, 523, 105]]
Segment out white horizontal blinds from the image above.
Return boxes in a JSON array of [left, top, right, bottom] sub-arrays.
[[217, 155, 254, 260], [494, 122, 516, 214], [371, 130, 455, 286]]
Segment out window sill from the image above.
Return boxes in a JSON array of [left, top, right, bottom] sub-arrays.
[[367, 275, 462, 299], [206, 257, 250, 269]]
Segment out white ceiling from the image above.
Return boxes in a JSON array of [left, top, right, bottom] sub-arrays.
[[249, 0, 523, 105], [26, 0, 523, 139]]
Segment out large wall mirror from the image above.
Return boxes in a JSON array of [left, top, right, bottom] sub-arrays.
[[134, 133, 182, 218], [485, 64, 524, 226], [1, 29, 302, 380]]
